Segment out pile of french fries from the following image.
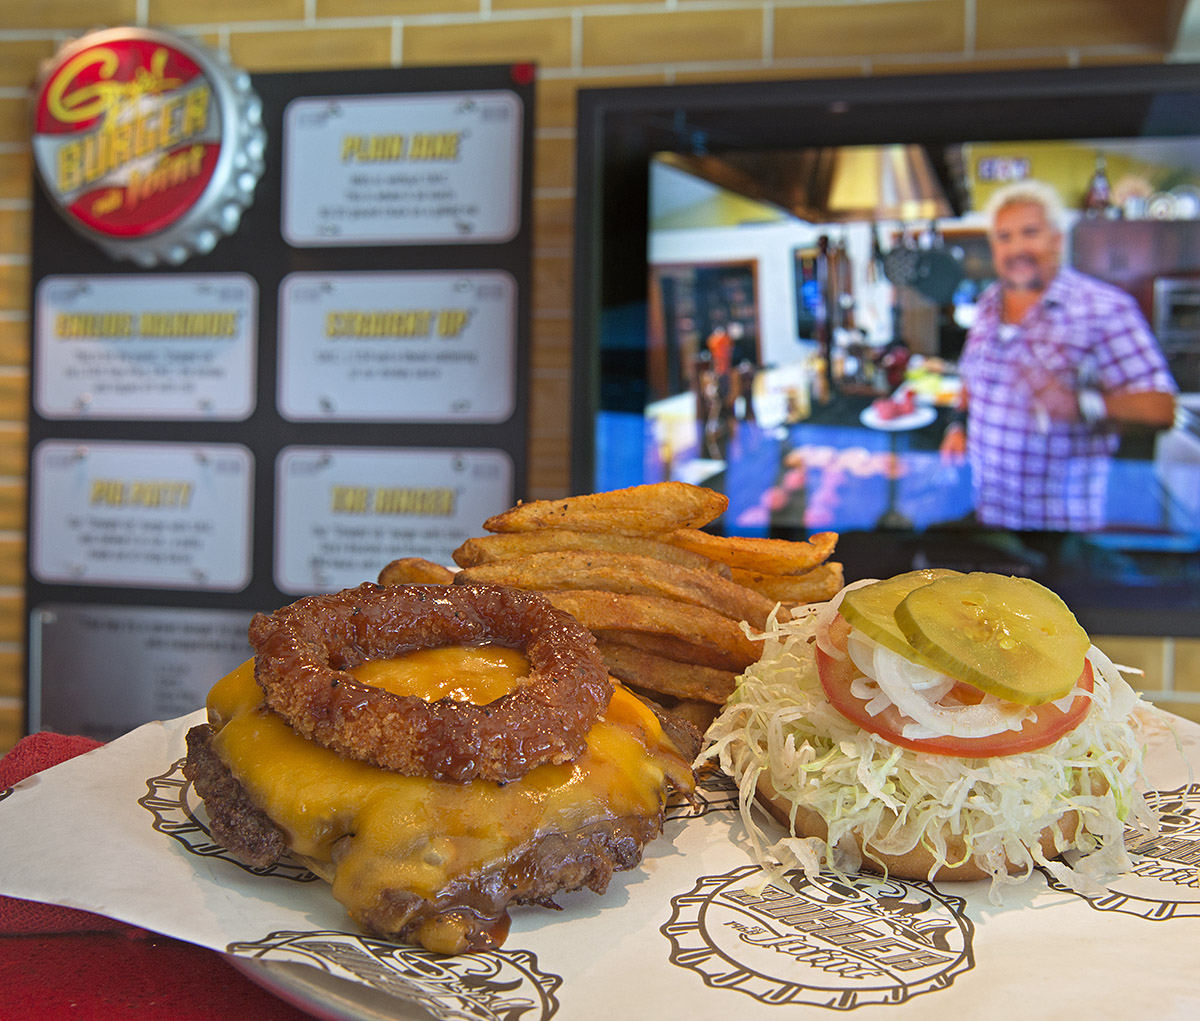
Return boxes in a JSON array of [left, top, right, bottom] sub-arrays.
[[378, 482, 842, 729]]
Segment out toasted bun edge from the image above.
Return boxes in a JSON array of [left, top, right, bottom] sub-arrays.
[[755, 772, 1078, 883]]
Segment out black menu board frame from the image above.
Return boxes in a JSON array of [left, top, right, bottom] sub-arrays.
[[24, 61, 535, 739]]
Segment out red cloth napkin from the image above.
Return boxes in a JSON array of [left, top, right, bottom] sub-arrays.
[[0, 732, 312, 1020]]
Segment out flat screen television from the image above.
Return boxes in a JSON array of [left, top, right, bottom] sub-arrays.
[[572, 63, 1200, 638]]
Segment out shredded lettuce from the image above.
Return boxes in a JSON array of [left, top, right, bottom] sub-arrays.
[[700, 605, 1164, 902]]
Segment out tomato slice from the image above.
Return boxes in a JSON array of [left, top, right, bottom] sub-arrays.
[[815, 645, 1095, 758]]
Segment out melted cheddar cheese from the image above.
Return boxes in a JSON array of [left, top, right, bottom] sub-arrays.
[[204, 650, 695, 951], [346, 645, 530, 704]]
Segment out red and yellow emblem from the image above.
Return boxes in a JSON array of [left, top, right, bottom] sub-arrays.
[[32, 28, 263, 265]]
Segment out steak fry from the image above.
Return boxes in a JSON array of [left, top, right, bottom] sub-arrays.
[[627, 691, 720, 735], [453, 528, 730, 577], [664, 528, 838, 575], [542, 590, 759, 671], [381, 483, 841, 717], [454, 550, 776, 629], [595, 638, 736, 705], [592, 629, 748, 673], [730, 561, 844, 605], [378, 557, 456, 586], [483, 482, 728, 535]]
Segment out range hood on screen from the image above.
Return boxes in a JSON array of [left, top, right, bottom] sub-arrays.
[[657, 144, 959, 224]]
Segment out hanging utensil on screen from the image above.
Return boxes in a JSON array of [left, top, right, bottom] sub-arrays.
[[912, 221, 965, 305]]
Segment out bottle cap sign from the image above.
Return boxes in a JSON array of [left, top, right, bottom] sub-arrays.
[[31, 27, 265, 267]]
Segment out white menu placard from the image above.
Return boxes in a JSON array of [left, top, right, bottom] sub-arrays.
[[277, 270, 515, 422], [282, 90, 522, 245], [33, 274, 257, 420], [275, 445, 512, 593], [31, 440, 254, 591]]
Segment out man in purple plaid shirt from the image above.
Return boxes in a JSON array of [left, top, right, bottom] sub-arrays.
[[942, 180, 1177, 530]]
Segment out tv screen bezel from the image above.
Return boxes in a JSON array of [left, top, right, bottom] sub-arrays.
[[571, 62, 1200, 639]]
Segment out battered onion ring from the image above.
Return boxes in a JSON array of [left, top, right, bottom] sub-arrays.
[[248, 583, 613, 783]]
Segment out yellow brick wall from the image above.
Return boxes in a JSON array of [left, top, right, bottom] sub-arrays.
[[0, 0, 1192, 751]]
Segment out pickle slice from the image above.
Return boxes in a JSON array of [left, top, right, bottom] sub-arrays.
[[839, 569, 961, 665], [893, 573, 1090, 705]]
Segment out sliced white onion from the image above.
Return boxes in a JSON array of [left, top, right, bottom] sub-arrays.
[[867, 640, 1032, 740], [847, 671, 945, 739], [845, 631, 876, 677], [1051, 686, 1082, 713], [813, 578, 878, 662], [849, 675, 893, 716], [846, 632, 952, 697]]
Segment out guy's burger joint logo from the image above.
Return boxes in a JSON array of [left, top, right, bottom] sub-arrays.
[[31, 27, 265, 267], [663, 865, 974, 1009], [1043, 782, 1200, 919]]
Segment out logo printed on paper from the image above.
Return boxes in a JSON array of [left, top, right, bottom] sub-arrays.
[[1041, 783, 1200, 920], [663, 865, 974, 1009], [142, 756, 565, 1017], [227, 930, 562, 1021], [666, 763, 739, 822]]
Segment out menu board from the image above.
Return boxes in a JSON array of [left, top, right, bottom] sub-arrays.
[[277, 270, 515, 421], [275, 446, 512, 593], [281, 90, 522, 246], [30, 439, 254, 591], [34, 273, 257, 420], [24, 62, 534, 740]]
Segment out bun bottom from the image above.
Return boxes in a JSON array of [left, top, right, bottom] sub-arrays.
[[755, 773, 1077, 883]]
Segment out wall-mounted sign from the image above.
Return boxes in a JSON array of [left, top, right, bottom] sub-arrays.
[[24, 62, 534, 741], [28, 603, 252, 740], [277, 270, 515, 421], [30, 27, 265, 267], [30, 439, 254, 590], [274, 445, 512, 594], [282, 90, 521, 246], [34, 273, 257, 420]]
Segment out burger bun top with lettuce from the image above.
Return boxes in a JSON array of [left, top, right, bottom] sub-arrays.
[[703, 569, 1164, 898]]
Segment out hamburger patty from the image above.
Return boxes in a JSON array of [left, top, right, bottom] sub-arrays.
[[184, 723, 287, 867], [183, 715, 693, 949]]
